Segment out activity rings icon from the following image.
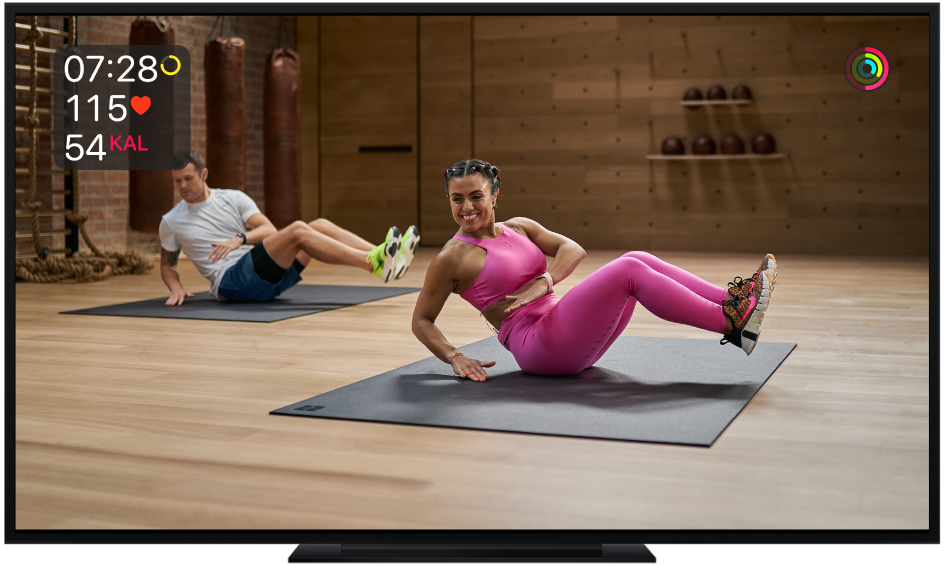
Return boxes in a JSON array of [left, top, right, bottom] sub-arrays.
[[845, 46, 888, 91], [160, 55, 181, 76]]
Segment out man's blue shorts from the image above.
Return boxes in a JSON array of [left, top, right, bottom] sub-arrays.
[[218, 243, 304, 302]]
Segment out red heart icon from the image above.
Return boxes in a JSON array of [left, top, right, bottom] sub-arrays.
[[131, 96, 151, 115]]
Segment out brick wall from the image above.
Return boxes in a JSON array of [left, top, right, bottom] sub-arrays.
[[74, 15, 297, 254]]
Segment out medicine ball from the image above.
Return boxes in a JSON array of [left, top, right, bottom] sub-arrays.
[[692, 135, 716, 155], [751, 132, 776, 154], [720, 133, 744, 154], [662, 136, 685, 155], [683, 87, 703, 101], [732, 84, 752, 100], [706, 85, 727, 100]]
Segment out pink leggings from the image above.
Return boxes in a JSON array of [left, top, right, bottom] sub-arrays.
[[502, 251, 728, 375]]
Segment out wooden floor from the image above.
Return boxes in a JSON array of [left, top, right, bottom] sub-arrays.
[[14, 249, 930, 530]]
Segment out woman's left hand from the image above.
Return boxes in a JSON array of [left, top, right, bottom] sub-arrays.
[[503, 278, 552, 313]]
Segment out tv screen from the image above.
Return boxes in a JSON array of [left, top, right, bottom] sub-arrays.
[[5, 2, 939, 571]]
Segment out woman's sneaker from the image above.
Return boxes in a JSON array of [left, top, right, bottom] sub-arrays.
[[726, 254, 777, 299], [366, 226, 401, 283], [721, 270, 771, 356], [393, 225, 420, 280]]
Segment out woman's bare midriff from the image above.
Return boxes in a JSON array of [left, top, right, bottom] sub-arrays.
[[481, 280, 541, 332], [482, 296, 516, 331]]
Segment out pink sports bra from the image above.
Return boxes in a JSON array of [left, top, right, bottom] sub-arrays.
[[453, 223, 548, 313]]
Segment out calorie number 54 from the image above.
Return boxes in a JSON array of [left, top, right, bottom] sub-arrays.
[[65, 134, 104, 162]]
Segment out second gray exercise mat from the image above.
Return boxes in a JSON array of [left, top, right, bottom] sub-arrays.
[[273, 336, 796, 446], [62, 285, 420, 323]]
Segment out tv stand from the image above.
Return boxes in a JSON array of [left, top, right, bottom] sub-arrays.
[[289, 543, 655, 562]]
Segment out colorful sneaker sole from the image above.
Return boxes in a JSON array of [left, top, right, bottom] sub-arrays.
[[740, 270, 771, 355], [761, 254, 777, 293], [394, 225, 420, 280]]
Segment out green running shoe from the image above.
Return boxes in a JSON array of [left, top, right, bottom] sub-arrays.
[[393, 225, 420, 280], [366, 226, 401, 283]]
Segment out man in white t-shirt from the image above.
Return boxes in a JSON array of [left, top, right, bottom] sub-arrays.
[[160, 150, 420, 305]]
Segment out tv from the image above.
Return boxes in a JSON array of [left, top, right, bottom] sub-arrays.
[[5, 1, 939, 571]]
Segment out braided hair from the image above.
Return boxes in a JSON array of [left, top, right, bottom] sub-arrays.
[[442, 159, 500, 196]]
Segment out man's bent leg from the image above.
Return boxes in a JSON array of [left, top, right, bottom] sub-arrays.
[[262, 221, 372, 271], [293, 219, 376, 267]]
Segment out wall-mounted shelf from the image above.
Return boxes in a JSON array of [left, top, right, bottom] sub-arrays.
[[646, 153, 787, 161], [680, 99, 753, 107]]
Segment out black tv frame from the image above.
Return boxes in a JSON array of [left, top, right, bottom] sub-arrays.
[[4, 3, 941, 564]]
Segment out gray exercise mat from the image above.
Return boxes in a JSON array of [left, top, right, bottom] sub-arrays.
[[272, 336, 796, 446], [61, 285, 420, 323]]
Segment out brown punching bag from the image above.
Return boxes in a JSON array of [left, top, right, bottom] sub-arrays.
[[128, 17, 175, 233], [205, 37, 246, 193], [263, 48, 301, 228]]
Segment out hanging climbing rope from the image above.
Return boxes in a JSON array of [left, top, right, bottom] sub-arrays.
[[15, 15, 150, 283]]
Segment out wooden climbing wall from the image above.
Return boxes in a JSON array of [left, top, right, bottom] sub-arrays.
[[14, 15, 66, 260]]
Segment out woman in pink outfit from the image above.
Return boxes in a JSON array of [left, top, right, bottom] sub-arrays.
[[411, 159, 777, 381]]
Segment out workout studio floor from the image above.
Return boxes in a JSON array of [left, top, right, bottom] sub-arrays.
[[14, 249, 930, 530]]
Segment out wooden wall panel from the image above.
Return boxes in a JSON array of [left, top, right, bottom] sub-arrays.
[[473, 16, 647, 251], [297, 14, 929, 254], [471, 15, 930, 255], [319, 16, 418, 243], [298, 16, 320, 222], [419, 16, 473, 246]]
